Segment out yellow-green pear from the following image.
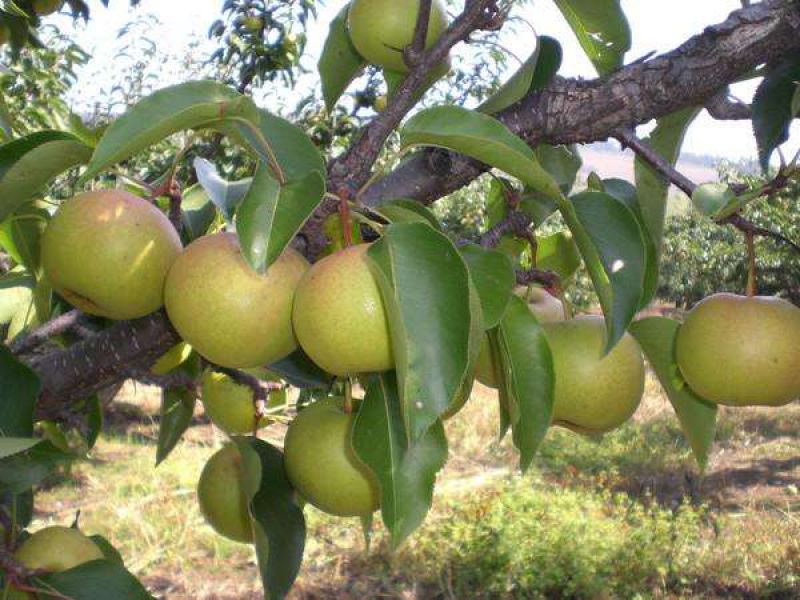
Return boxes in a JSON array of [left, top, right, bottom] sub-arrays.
[[197, 444, 257, 543], [475, 287, 565, 389], [201, 370, 287, 435], [543, 316, 645, 434], [8, 525, 104, 597], [32, 0, 63, 15], [41, 190, 182, 320], [284, 397, 380, 517], [164, 233, 309, 369], [292, 244, 393, 376], [347, 0, 448, 72], [150, 342, 192, 375], [676, 293, 800, 406]]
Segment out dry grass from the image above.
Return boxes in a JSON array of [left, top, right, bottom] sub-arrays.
[[29, 376, 800, 599]]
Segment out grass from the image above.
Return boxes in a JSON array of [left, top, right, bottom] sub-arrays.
[[30, 376, 800, 599]]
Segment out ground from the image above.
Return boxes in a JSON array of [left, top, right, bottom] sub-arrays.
[[32, 372, 799, 600]]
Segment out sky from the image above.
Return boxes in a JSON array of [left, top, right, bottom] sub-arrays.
[[49, 0, 799, 162]]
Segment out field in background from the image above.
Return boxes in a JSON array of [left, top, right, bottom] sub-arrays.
[[32, 373, 799, 600]]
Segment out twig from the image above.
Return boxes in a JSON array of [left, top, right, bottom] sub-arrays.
[[478, 210, 532, 248], [167, 179, 183, 234], [515, 268, 560, 289], [705, 89, 751, 120], [10, 310, 84, 355], [616, 129, 697, 196], [720, 214, 800, 253], [404, 0, 433, 68]]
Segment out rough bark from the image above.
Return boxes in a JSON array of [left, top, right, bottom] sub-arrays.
[[13, 0, 800, 416]]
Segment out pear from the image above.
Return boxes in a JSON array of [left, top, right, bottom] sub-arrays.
[[284, 397, 380, 517], [164, 233, 309, 369], [8, 525, 104, 598], [41, 190, 182, 320], [196, 444, 257, 543], [292, 244, 393, 376], [347, 0, 448, 72], [676, 293, 800, 406], [201, 370, 287, 435], [543, 316, 645, 434]]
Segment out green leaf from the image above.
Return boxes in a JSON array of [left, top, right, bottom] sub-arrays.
[[0, 440, 74, 493], [0, 344, 40, 437], [235, 437, 306, 600], [400, 106, 562, 201], [236, 167, 326, 274], [181, 183, 217, 241], [0, 437, 40, 459], [479, 36, 562, 115], [155, 387, 196, 466], [0, 93, 14, 139], [193, 157, 252, 223], [496, 296, 554, 471], [268, 350, 334, 389], [0, 203, 48, 274], [216, 108, 326, 182], [352, 373, 448, 548], [81, 81, 255, 182], [630, 318, 717, 471], [691, 182, 736, 218], [752, 54, 800, 171], [564, 191, 646, 350], [603, 178, 659, 308], [319, 3, 366, 112], [367, 223, 483, 441], [39, 560, 155, 600], [374, 198, 441, 230], [459, 243, 515, 329], [85, 395, 103, 451], [384, 58, 450, 105], [0, 131, 92, 221], [535, 231, 581, 280], [634, 107, 700, 304], [552, 0, 631, 75]]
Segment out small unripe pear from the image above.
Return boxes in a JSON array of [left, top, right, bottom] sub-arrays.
[[197, 444, 257, 543], [164, 233, 309, 369], [676, 293, 800, 406], [347, 0, 448, 72], [293, 244, 393, 376], [41, 190, 182, 320], [284, 397, 380, 517], [543, 316, 645, 434]]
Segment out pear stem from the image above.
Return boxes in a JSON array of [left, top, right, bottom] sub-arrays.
[[342, 379, 354, 414], [553, 282, 574, 320], [745, 230, 757, 297]]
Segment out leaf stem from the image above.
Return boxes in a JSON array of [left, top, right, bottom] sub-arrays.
[[342, 378, 354, 414]]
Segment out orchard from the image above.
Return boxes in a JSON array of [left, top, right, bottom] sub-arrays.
[[0, 0, 799, 599]]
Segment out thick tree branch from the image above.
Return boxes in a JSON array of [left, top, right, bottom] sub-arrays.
[[358, 0, 800, 207], [10, 310, 85, 355]]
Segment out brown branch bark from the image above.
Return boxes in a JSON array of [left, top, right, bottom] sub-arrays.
[[17, 0, 800, 420]]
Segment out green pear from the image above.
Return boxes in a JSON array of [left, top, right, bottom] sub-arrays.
[[201, 370, 287, 435], [32, 0, 63, 15], [41, 190, 182, 320], [284, 397, 380, 517], [676, 293, 800, 406], [543, 316, 645, 434], [292, 244, 393, 376], [164, 233, 309, 369], [197, 444, 257, 543], [8, 525, 104, 597], [150, 342, 193, 375], [347, 0, 448, 72], [475, 287, 564, 389]]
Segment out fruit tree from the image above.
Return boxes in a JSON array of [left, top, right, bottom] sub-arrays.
[[1, 0, 799, 598]]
